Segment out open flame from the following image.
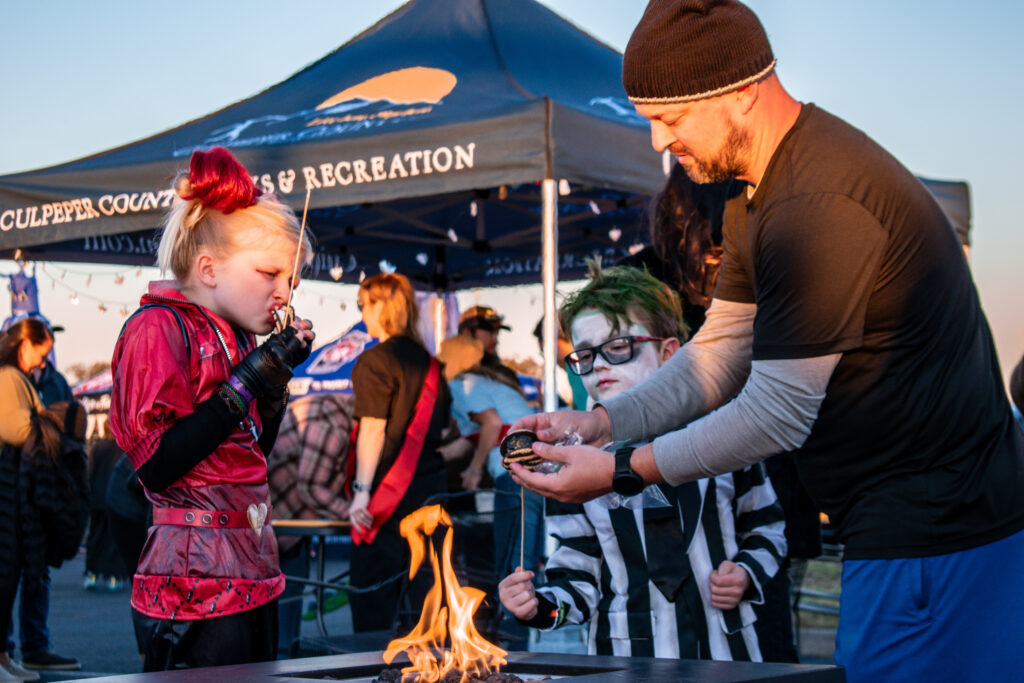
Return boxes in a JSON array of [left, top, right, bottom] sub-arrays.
[[383, 505, 508, 682]]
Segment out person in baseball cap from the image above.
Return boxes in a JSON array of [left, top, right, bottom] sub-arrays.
[[458, 306, 517, 387]]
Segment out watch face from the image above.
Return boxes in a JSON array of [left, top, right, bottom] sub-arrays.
[[613, 473, 645, 497]]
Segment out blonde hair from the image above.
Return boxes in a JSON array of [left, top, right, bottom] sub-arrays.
[[359, 273, 422, 346], [156, 149, 312, 281]]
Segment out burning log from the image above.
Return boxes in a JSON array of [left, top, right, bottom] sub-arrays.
[[374, 668, 540, 682], [382, 505, 509, 683]]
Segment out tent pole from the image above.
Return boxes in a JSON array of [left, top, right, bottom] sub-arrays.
[[541, 178, 558, 413]]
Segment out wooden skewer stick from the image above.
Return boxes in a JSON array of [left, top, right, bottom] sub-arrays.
[[287, 188, 312, 312], [275, 187, 311, 334], [520, 486, 526, 571]]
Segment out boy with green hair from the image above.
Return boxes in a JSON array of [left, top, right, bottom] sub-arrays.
[[498, 263, 786, 661]]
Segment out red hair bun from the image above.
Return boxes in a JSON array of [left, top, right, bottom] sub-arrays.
[[182, 147, 262, 214]]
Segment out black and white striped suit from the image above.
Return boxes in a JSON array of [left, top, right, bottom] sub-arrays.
[[531, 463, 785, 661]]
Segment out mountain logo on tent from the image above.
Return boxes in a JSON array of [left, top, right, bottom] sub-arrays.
[[306, 67, 457, 129], [316, 67, 456, 110], [182, 67, 456, 155]]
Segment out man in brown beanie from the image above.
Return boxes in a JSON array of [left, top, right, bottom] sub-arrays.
[[508, 1, 1024, 680]]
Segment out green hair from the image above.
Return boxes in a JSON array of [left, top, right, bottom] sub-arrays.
[[559, 260, 689, 342]]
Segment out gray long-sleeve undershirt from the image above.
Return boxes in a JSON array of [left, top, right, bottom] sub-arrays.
[[598, 298, 840, 485]]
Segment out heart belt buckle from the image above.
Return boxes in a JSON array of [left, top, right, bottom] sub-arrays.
[[246, 503, 268, 537]]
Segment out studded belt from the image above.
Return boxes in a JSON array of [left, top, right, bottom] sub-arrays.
[[152, 507, 265, 529]]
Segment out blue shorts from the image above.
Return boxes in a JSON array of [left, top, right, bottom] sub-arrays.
[[836, 528, 1024, 682]]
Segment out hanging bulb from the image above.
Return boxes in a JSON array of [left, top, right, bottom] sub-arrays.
[[359, 270, 366, 283], [608, 227, 622, 242], [114, 274, 125, 285], [60, 270, 66, 280], [135, 267, 142, 278], [588, 200, 600, 215], [378, 259, 396, 274], [447, 228, 458, 243], [319, 296, 324, 306], [119, 306, 129, 317], [340, 301, 347, 311], [98, 303, 107, 313], [329, 265, 344, 281], [470, 201, 478, 218], [558, 179, 570, 196], [498, 185, 508, 201], [628, 243, 644, 255], [69, 293, 79, 305], [415, 252, 428, 266], [86, 275, 92, 287]]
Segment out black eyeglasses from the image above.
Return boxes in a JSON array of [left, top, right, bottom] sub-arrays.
[[564, 335, 665, 376]]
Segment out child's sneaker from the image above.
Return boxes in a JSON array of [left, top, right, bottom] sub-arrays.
[[82, 573, 97, 590]]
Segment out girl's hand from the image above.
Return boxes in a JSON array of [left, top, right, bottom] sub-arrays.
[[348, 490, 372, 532]]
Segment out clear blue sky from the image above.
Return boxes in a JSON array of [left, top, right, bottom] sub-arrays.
[[2, 0, 1022, 382]]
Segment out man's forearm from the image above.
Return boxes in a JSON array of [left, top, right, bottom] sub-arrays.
[[647, 354, 840, 485], [598, 299, 755, 443]]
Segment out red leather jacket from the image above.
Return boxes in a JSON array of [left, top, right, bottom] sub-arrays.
[[109, 282, 283, 620]]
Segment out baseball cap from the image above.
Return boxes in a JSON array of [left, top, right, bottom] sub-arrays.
[[458, 305, 510, 333]]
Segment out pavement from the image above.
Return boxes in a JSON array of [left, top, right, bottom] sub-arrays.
[[17, 548, 835, 681]]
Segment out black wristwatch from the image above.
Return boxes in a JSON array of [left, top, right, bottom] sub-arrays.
[[612, 446, 645, 497]]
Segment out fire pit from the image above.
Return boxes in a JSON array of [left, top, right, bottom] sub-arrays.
[[86, 651, 845, 682], [87, 504, 844, 682]]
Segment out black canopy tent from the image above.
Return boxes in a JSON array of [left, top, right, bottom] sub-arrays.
[[0, 0, 674, 409], [0, 0, 665, 288], [0, 0, 971, 407]]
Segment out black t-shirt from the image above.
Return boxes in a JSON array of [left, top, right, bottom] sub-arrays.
[[351, 336, 451, 489], [717, 104, 1024, 560]]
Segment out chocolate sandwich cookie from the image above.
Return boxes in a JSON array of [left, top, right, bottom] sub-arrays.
[[499, 429, 543, 472]]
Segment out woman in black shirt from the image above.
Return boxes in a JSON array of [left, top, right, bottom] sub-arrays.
[[348, 273, 450, 632]]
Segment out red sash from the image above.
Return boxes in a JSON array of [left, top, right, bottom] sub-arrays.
[[465, 424, 512, 446], [351, 357, 440, 545]]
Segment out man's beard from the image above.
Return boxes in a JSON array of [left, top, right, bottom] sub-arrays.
[[680, 123, 751, 184]]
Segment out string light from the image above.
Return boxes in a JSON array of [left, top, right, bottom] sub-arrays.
[[447, 228, 458, 243], [416, 252, 428, 266], [608, 227, 622, 242], [69, 294, 79, 305]]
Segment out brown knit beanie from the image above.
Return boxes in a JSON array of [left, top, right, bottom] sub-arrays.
[[623, 0, 776, 104]]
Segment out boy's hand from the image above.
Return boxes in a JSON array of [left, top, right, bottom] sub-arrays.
[[498, 568, 538, 621], [708, 560, 751, 610]]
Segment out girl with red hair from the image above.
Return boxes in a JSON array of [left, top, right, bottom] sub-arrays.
[[109, 147, 314, 670]]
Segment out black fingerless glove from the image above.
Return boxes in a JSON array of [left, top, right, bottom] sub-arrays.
[[231, 328, 305, 401], [277, 325, 313, 367]]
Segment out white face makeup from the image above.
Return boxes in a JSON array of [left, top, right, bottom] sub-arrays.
[[569, 309, 665, 403]]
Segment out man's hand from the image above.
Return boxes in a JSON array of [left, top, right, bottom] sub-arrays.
[[509, 442, 615, 503], [708, 560, 751, 610], [508, 406, 613, 448], [498, 568, 538, 621]]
